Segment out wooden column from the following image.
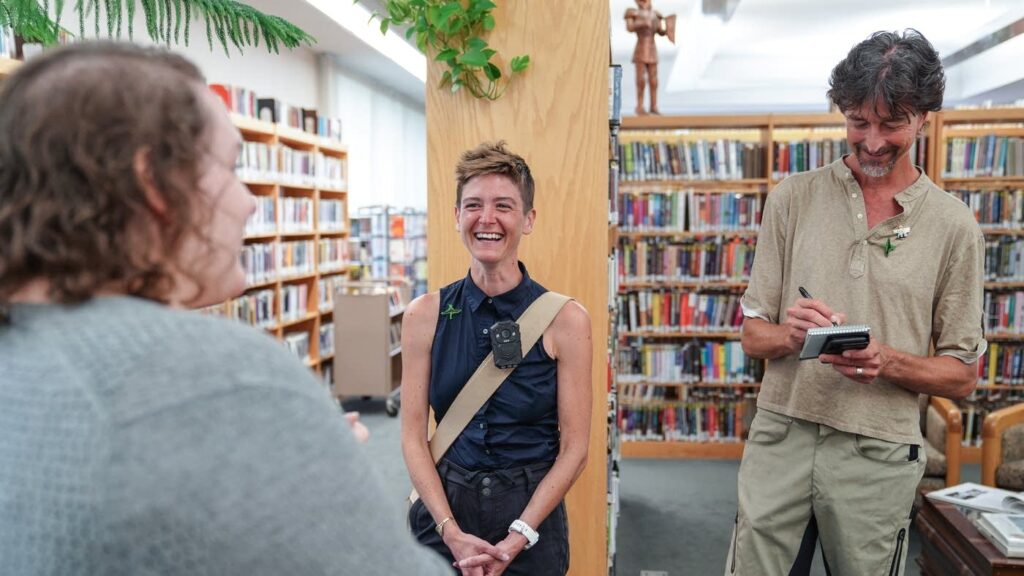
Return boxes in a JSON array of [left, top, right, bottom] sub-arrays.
[[426, 2, 609, 574]]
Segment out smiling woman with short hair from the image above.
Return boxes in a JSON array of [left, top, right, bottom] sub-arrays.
[[401, 141, 593, 576]]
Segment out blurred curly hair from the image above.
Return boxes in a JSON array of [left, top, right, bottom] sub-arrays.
[[0, 42, 210, 316]]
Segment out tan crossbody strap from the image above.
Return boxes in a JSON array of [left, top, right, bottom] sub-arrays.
[[428, 291, 572, 464]]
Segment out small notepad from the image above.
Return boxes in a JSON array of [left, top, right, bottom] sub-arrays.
[[799, 325, 871, 360]]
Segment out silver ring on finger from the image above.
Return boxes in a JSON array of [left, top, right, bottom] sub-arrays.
[[855, 367, 864, 375]]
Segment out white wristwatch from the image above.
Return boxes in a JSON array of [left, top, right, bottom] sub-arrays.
[[508, 519, 539, 549]]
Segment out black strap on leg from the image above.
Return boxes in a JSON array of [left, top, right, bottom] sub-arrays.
[[788, 514, 819, 576]]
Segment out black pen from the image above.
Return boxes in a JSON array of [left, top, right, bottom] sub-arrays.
[[798, 286, 838, 326]]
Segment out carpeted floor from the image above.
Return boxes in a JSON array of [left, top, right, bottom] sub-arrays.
[[345, 397, 980, 576]]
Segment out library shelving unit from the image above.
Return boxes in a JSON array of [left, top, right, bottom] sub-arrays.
[[933, 107, 1024, 464], [206, 113, 349, 386], [605, 64, 622, 575], [615, 112, 936, 460], [351, 205, 428, 298], [331, 280, 408, 399]]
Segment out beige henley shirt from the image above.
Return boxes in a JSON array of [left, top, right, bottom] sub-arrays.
[[741, 158, 987, 445]]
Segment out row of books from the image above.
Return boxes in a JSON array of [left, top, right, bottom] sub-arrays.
[[984, 290, 1024, 335], [320, 323, 335, 357], [616, 291, 745, 334], [978, 342, 1024, 386], [228, 289, 275, 329], [772, 138, 851, 179], [618, 190, 763, 232], [618, 139, 766, 182], [279, 197, 313, 232], [318, 239, 350, 272], [950, 188, 1024, 229], [985, 236, 1024, 282], [244, 198, 347, 237], [209, 83, 343, 142], [280, 148, 346, 190], [281, 284, 311, 322], [246, 196, 277, 236], [942, 136, 1024, 179], [318, 275, 349, 313], [319, 200, 347, 232], [235, 141, 347, 189], [283, 332, 311, 362], [618, 236, 756, 283], [617, 399, 749, 442], [617, 340, 763, 385], [242, 240, 316, 285]]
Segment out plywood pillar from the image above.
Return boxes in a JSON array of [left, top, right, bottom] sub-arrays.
[[426, 2, 610, 574]]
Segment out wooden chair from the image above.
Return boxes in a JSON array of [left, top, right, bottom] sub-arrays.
[[981, 403, 1024, 488], [919, 396, 963, 495]]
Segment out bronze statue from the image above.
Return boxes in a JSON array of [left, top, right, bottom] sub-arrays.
[[625, 0, 675, 115]]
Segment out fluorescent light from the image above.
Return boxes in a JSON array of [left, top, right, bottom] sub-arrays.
[[303, 0, 426, 83]]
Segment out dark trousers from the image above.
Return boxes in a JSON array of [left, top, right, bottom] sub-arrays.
[[409, 459, 569, 575]]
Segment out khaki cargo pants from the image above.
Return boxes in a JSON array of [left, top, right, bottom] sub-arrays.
[[724, 409, 925, 576]]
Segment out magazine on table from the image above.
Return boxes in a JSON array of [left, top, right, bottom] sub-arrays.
[[977, 512, 1024, 557], [926, 482, 1024, 514]]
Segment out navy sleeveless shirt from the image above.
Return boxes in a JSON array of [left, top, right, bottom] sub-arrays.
[[429, 262, 559, 470]]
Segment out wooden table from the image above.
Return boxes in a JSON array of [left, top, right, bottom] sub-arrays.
[[916, 496, 1024, 575]]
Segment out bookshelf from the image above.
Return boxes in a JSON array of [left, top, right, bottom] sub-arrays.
[[614, 112, 938, 459], [205, 113, 349, 386], [933, 107, 1024, 463], [350, 206, 428, 298], [606, 63, 622, 575]]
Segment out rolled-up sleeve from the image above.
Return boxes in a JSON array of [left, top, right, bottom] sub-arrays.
[[741, 182, 790, 324], [933, 223, 987, 363]]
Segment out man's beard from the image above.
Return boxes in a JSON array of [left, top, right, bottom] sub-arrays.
[[856, 145, 898, 178]]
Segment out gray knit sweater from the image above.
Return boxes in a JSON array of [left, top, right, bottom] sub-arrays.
[[0, 296, 450, 575]]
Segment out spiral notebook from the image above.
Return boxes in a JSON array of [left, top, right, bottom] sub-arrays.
[[799, 325, 871, 360]]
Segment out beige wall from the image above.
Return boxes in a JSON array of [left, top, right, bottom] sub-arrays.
[[426, 2, 610, 574]]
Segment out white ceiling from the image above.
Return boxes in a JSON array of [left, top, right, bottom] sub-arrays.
[[242, 1, 1024, 115], [612, 0, 1024, 115]]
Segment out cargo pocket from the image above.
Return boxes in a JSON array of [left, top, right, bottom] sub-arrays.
[[745, 409, 793, 445], [886, 519, 911, 576]]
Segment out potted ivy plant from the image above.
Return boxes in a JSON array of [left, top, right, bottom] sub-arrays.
[[369, 0, 529, 100]]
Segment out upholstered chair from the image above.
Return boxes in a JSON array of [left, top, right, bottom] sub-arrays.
[[981, 404, 1024, 489]]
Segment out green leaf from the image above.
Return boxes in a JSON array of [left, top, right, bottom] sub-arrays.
[[484, 62, 501, 81], [405, 25, 416, 40], [458, 49, 488, 67], [482, 13, 495, 30], [476, 0, 497, 11], [482, 48, 495, 58], [440, 70, 452, 88], [434, 47, 458, 62], [425, 5, 442, 29], [379, 18, 389, 34], [510, 54, 530, 73], [466, 37, 486, 51]]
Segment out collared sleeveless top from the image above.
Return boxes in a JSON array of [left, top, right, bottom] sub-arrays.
[[429, 262, 559, 470]]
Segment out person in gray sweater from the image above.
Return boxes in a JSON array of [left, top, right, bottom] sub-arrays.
[[0, 42, 462, 575]]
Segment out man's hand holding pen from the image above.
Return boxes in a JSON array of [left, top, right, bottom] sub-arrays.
[[782, 287, 847, 356], [795, 286, 884, 383]]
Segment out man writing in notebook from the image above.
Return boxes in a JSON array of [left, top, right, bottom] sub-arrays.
[[726, 30, 986, 575]]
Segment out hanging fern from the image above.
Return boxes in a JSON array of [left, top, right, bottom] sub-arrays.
[[0, 0, 315, 55]]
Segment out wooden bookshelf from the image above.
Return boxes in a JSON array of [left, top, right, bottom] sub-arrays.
[[613, 111, 944, 460], [202, 115, 349, 381]]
